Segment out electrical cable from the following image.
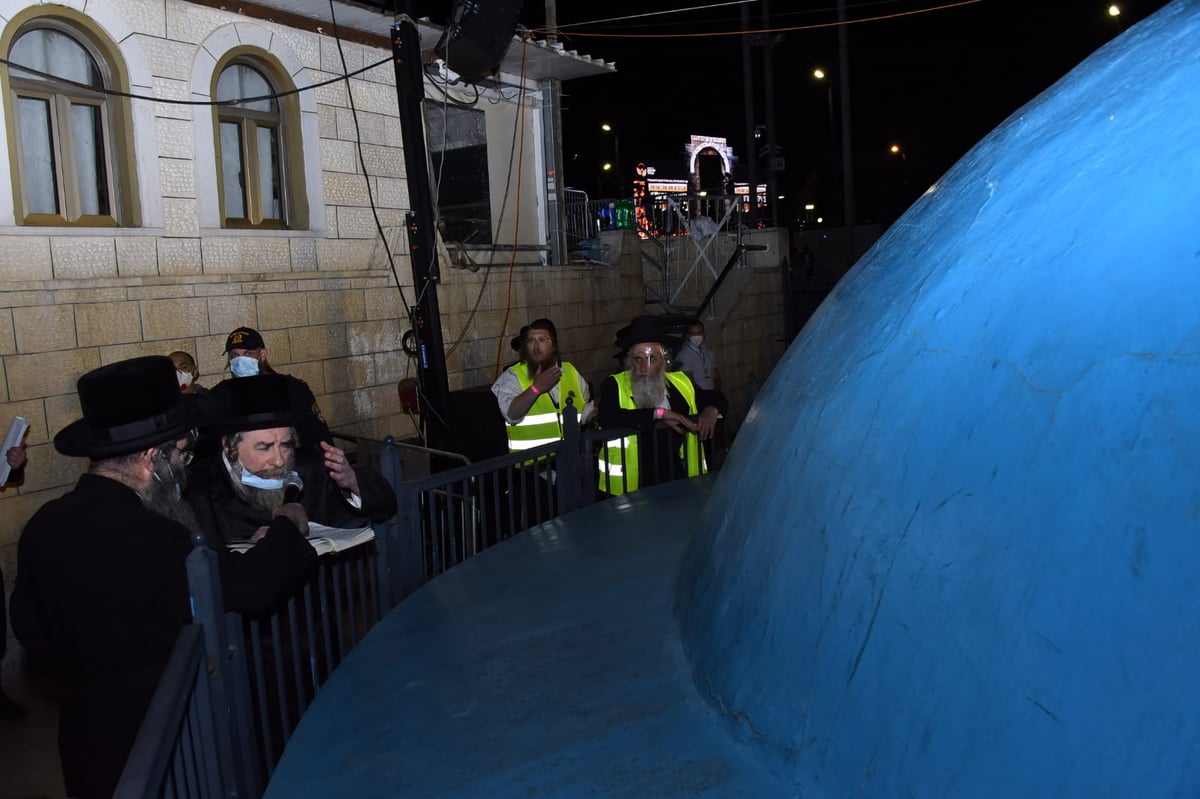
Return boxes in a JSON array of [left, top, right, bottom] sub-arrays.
[[538, 0, 982, 39], [0, 53, 393, 107], [328, 0, 413, 324], [491, 39, 530, 379]]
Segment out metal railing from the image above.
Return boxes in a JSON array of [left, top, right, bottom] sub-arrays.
[[114, 625, 222, 799], [117, 410, 715, 798]]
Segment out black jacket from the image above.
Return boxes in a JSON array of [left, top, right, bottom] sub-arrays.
[[11, 473, 317, 799], [186, 448, 397, 545], [598, 373, 728, 488]]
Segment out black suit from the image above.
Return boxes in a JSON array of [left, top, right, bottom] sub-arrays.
[[11, 473, 317, 799], [186, 448, 398, 545]]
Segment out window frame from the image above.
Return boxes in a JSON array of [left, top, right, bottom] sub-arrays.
[[214, 58, 290, 230], [425, 102, 494, 246], [5, 19, 124, 227]]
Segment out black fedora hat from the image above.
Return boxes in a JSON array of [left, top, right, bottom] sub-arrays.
[[55, 356, 201, 459], [614, 314, 684, 352], [209, 373, 297, 434]]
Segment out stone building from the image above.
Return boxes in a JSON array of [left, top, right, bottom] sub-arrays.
[[0, 0, 790, 684]]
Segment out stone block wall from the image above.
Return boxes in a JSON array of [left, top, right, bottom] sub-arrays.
[[0, 0, 796, 672]]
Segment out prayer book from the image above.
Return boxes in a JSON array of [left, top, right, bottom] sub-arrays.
[[0, 415, 28, 486]]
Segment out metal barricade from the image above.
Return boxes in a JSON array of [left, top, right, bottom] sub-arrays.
[[113, 625, 222, 799], [119, 424, 715, 797], [242, 541, 381, 774]]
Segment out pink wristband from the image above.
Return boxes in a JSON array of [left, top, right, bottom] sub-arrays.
[[655, 407, 665, 420], [530, 385, 541, 396]]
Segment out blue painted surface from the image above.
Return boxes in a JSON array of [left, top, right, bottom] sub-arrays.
[[269, 3, 1200, 795], [266, 479, 785, 798], [678, 1, 1200, 795]]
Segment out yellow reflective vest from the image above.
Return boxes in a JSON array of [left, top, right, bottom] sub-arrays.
[[598, 371, 706, 495], [505, 361, 587, 454]]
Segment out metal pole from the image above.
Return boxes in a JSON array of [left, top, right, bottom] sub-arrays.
[[762, 0, 778, 227], [391, 12, 451, 445], [837, 0, 856, 263], [740, 2, 758, 226], [542, 0, 566, 264]]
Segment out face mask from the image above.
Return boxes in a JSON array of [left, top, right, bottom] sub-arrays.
[[689, 335, 704, 348], [230, 355, 260, 378], [240, 470, 287, 490], [177, 370, 194, 389]]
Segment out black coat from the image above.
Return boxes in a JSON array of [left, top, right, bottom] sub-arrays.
[[598, 373, 729, 488], [10, 473, 317, 799], [186, 448, 398, 545]]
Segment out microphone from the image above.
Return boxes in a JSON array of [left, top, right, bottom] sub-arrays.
[[283, 473, 304, 504]]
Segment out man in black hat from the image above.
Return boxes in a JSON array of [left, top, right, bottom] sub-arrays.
[[187, 373, 396, 545], [10, 356, 317, 799], [491, 318, 593, 442], [220, 325, 331, 449], [597, 315, 727, 495]]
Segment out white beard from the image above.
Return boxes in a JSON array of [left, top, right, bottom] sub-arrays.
[[631, 370, 666, 410]]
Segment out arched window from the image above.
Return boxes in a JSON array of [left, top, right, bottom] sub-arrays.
[[215, 61, 289, 228], [7, 23, 127, 225]]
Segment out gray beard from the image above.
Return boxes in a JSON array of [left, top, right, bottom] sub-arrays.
[[140, 458, 200, 531], [228, 459, 288, 512], [631, 370, 667, 410]]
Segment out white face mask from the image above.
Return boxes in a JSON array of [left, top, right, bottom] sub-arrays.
[[689, 335, 704, 348], [230, 355, 260, 378], [176, 370, 194, 389]]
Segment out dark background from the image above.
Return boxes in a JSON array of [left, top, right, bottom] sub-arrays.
[[423, 0, 1171, 228]]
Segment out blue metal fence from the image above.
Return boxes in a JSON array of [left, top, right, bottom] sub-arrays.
[[116, 407, 713, 798]]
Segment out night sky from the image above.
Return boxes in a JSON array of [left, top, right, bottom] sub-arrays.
[[502, 0, 1172, 226]]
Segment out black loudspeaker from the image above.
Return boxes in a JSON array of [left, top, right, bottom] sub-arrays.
[[434, 0, 524, 83]]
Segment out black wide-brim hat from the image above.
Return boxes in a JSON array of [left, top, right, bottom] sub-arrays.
[[209, 373, 297, 434], [614, 314, 685, 353], [55, 356, 202, 459]]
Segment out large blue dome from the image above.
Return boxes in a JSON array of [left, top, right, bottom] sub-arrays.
[[679, 2, 1200, 795]]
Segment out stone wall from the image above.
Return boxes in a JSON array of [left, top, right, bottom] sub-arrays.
[[0, 0, 795, 671]]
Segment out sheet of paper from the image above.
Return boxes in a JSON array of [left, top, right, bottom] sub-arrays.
[[0, 416, 29, 486]]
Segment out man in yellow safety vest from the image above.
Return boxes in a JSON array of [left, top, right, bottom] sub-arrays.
[[597, 315, 727, 495], [491, 318, 592, 452], [490, 319, 593, 533]]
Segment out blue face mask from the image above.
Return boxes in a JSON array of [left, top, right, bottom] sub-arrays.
[[240, 470, 287, 490], [230, 355, 260, 377]]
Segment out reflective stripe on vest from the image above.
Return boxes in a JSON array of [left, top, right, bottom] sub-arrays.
[[597, 371, 706, 495], [505, 362, 586, 455]]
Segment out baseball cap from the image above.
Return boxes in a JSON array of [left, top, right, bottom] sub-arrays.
[[224, 326, 265, 353]]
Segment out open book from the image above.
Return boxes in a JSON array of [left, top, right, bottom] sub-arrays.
[[227, 522, 375, 556]]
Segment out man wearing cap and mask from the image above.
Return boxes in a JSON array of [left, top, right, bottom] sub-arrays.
[[597, 315, 728, 495], [10, 356, 317, 799], [187, 373, 397, 545], [220, 326, 331, 449]]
